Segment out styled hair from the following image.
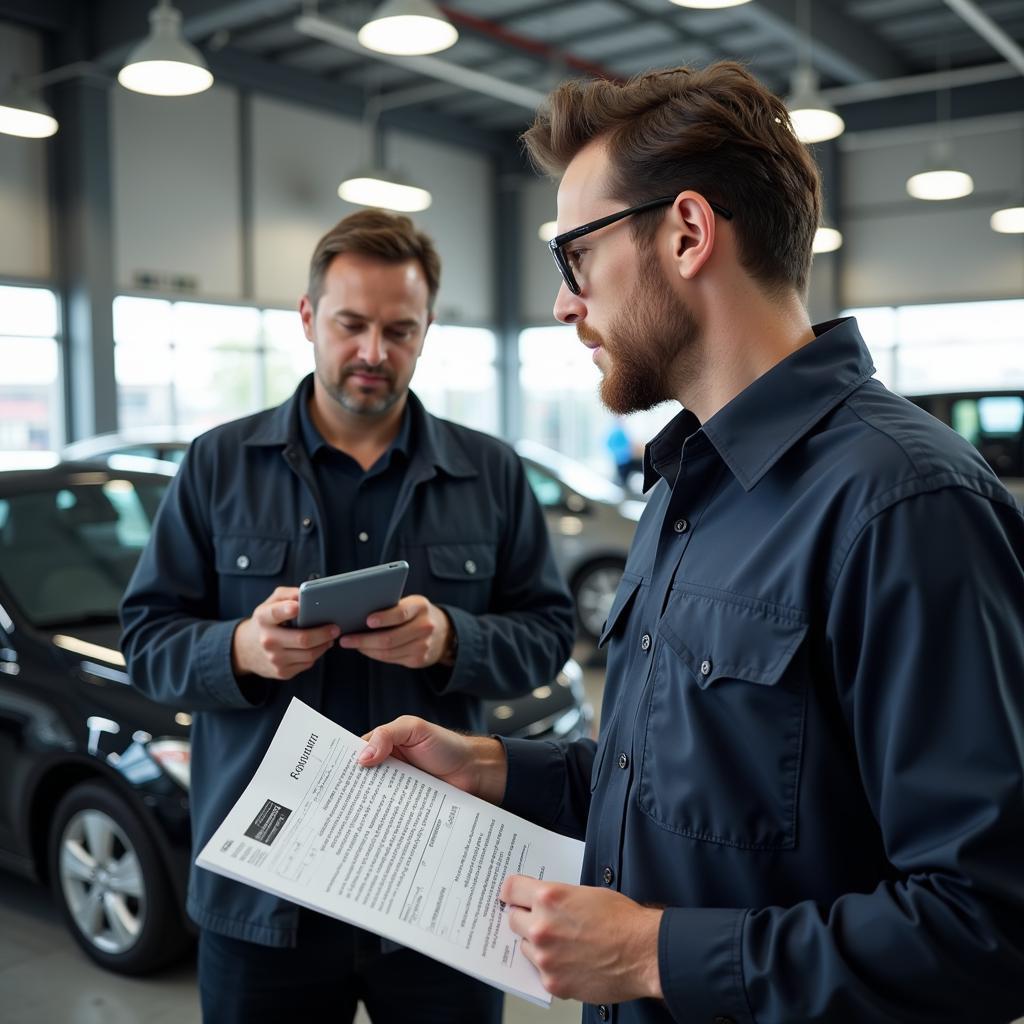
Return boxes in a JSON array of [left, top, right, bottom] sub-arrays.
[[307, 209, 441, 310], [522, 61, 822, 296]]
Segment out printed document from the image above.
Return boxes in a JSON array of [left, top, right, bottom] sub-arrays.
[[195, 697, 586, 1006]]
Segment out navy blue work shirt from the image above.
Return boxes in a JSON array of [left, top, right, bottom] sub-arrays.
[[501, 318, 1024, 1024]]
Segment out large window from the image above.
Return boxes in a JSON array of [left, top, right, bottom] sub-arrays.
[[113, 296, 498, 437], [0, 285, 62, 451], [843, 299, 1024, 395], [518, 325, 677, 480]]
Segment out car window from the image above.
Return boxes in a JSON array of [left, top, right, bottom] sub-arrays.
[[0, 477, 169, 628], [523, 463, 565, 508], [951, 396, 1024, 478]]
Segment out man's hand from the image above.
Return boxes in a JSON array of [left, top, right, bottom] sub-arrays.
[[338, 595, 453, 669], [231, 587, 340, 680], [358, 716, 507, 805], [500, 876, 664, 1004]]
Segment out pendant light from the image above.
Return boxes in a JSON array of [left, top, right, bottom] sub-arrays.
[[0, 84, 58, 138], [538, 221, 558, 242], [786, 0, 844, 144], [990, 126, 1024, 233], [118, 0, 214, 97], [907, 37, 972, 202], [668, 0, 752, 7], [813, 224, 843, 254], [358, 0, 458, 56], [338, 117, 432, 213]]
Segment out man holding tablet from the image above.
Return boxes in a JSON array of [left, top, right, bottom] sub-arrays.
[[120, 210, 575, 1023]]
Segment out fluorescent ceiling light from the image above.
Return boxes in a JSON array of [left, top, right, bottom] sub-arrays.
[[787, 67, 844, 143], [118, 0, 214, 96], [338, 171, 432, 213], [358, 0, 459, 56], [0, 88, 58, 138], [813, 226, 843, 253], [538, 221, 558, 242], [990, 206, 1024, 233]]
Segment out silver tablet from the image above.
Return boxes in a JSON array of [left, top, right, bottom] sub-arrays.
[[295, 561, 410, 631]]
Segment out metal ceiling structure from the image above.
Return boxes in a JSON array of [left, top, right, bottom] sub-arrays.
[[2, 0, 1023, 160]]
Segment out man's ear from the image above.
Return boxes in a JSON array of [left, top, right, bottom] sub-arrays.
[[299, 295, 315, 342], [666, 191, 717, 281]]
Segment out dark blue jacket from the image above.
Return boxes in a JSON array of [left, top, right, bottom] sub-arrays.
[[502, 318, 1024, 1024], [121, 382, 575, 946]]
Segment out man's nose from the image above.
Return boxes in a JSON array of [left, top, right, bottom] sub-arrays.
[[553, 281, 586, 325], [358, 328, 386, 365]]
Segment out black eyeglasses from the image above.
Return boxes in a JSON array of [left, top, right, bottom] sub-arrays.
[[548, 194, 734, 295]]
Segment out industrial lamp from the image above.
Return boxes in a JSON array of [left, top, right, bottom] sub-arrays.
[[0, 85, 58, 138], [358, 0, 459, 56], [118, 0, 214, 97]]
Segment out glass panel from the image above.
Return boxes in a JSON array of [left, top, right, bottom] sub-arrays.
[[0, 478, 170, 627], [0, 336, 62, 450], [0, 285, 59, 338], [414, 325, 499, 434], [523, 463, 564, 508], [263, 308, 312, 407], [977, 396, 1024, 434]]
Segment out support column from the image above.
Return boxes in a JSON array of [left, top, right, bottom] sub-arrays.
[[494, 158, 523, 442]]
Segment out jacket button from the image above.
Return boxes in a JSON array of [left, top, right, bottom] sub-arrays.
[[602, 865, 614, 885], [597, 1005, 609, 1020], [301, 516, 313, 530], [700, 659, 712, 677], [235, 554, 250, 570], [465, 559, 477, 574], [358, 531, 369, 543], [673, 517, 689, 533], [640, 633, 651, 652], [617, 753, 629, 770]]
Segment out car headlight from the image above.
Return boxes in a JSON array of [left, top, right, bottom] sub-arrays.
[[147, 738, 191, 790]]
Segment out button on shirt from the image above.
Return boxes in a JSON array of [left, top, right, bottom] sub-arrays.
[[499, 318, 1024, 1024], [298, 394, 411, 734]]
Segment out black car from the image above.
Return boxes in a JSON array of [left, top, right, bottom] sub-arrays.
[[0, 462, 591, 975]]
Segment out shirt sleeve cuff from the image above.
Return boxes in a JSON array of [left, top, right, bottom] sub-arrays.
[[432, 603, 482, 695], [658, 907, 754, 1024], [497, 736, 567, 829], [197, 618, 269, 708]]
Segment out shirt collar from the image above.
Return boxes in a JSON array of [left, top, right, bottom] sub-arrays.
[[644, 317, 875, 492]]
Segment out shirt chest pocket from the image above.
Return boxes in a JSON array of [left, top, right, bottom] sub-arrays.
[[638, 587, 808, 850], [213, 535, 290, 617], [412, 542, 496, 613]]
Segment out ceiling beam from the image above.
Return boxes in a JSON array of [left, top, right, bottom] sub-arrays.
[[743, 0, 907, 84], [0, 0, 72, 33]]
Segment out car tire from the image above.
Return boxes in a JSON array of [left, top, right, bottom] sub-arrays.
[[48, 780, 189, 975], [572, 557, 625, 644]]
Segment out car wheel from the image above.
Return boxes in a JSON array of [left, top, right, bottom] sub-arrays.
[[48, 780, 189, 975], [572, 558, 625, 644]]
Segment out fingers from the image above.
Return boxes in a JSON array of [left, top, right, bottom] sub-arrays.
[[358, 715, 430, 765], [365, 594, 427, 630], [500, 874, 543, 910]]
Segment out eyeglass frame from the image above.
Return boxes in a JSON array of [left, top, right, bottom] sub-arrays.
[[548, 193, 734, 295]]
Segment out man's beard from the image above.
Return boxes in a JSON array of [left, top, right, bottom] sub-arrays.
[[317, 361, 402, 416], [580, 250, 701, 415]]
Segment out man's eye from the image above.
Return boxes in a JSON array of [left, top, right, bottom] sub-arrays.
[[341, 322, 364, 333], [566, 248, 585, 270]]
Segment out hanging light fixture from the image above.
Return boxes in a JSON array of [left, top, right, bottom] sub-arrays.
[[358, 0, 458, 56], [338, 169, 432, 212], [0, 84, 58, 138], [990, 127, 1024, 233], [118, 0, 214, 97], [786, 0, 844, 144], [813, 224, 843, 253], [668, 0, 752, 7], [538, 221, 558, 242]]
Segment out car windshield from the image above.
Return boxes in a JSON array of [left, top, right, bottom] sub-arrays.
[[0, 476, 169, 628]]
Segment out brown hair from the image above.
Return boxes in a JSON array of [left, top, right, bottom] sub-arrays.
[[522, 61, 822, 296], [307, 209, 442, 311]]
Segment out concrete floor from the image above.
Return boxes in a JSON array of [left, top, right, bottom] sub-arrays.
[[0, 651, 607, 1024]]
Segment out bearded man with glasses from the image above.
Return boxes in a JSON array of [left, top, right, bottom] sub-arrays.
[[360, 62, 1024, 1024]]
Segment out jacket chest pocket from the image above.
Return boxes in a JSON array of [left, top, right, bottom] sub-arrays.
[[213, 534, 290, 616], [638, 587, 808, 850], [404, 541, 496, 613]]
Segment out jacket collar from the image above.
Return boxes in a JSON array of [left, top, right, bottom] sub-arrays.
[[244, 374, 477, 480], [644, 317, 875, 492]]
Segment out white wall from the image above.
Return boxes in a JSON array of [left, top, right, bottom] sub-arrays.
[[840, 118, 1024, 307], [0, 22, 51, 280], [251, 94, 494, 322], [111, 83, 242, 299]]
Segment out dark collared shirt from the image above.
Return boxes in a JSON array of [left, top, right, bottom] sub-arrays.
[[501, 318, 1024, 1024], [297, 383, 412, 734]]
